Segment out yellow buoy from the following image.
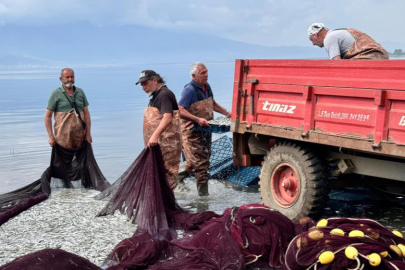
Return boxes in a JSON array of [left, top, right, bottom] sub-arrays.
[[366, 228, 380, 239], [390, 245, 403, 257], [349, 230, 365, 238], [367, 253, 381, 266], [317, 219, 328, 227], [345, 246, 358, 260], [393, 230, 403, 238], [398, 244, 405, 258], [319, 251, 334, 264], [308, 230, 324, 241], [330, 228, 345, 236], [380, 251, 388, 257], [296, 236, 308, 249]]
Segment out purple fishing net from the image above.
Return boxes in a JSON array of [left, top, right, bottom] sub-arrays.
[[104, 203, 295, 270], [97, 145, 186, 238], [0, 248, 101, 270], [284, 217, 405, 270]]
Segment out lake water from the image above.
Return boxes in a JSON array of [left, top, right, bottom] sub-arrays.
[[0, 62, 235, 194]]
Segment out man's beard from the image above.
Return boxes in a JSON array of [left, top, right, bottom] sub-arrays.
[[146, 88, 157, 98], [63, 82, 74, 88]]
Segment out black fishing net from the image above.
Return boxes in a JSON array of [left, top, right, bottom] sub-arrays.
[[0, 141, 110, 226]]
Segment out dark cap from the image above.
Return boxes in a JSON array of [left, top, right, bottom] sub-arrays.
[[135, 70, 157, 85]]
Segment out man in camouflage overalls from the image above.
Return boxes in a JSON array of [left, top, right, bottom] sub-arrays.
[[137, 70, 182, 189], [178, 62, 231, 196], [308, 23, 389, 60]]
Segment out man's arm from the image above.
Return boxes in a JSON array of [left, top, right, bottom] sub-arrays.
[[179, 105, 209, 127], [44, 109, 55, 147], [332, 55, 342, 60], [83, 106, 92, 144], [213, 99, 232, 118], [147, 112, 172, 147]]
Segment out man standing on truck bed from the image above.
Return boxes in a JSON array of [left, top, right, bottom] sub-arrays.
[[178, 62, 231, 196], [307, 23, 389, 60]]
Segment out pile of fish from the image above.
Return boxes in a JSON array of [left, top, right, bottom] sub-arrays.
[[0, 189, 135, 266]]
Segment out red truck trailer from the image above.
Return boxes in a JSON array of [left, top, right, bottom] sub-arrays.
[[231, 59, 405, 220]]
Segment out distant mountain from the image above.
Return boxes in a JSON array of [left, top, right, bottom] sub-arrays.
[[0, 23, 327, 68]]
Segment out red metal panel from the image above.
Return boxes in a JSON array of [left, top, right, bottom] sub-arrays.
[[387, 99, 405, 144], [231, 59, 244, 123], [231, 59, 405, 156], [245, 60, 405, 90], [314, 91, 376, 138]]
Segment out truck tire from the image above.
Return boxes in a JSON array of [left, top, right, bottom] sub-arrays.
[[259, 142, 328, 220]]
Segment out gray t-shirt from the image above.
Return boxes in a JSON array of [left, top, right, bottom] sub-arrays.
[[324, 29, 355, 59]]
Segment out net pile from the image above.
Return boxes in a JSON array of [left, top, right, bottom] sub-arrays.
[[284, 217, 405, 270], [105, 203, 296, 270], [0, 142, 110, 226], [0, 145, 298, 270]]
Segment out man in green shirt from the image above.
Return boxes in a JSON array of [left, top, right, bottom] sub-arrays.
[[45, 68, 92, 149]]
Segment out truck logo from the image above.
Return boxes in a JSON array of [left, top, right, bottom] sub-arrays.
[[262, 101, 296, 114], [399, 116, 405, 126]]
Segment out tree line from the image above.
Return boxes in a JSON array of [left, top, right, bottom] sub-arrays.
[[390, 49, 405, 56]]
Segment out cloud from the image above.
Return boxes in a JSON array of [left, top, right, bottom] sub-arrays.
[[0, 0, 404, 46]]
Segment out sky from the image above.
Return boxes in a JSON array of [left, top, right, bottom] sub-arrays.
[[0, 0, 404, 47]]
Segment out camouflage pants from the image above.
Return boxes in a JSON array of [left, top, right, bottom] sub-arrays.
[[182, 130, 212, 184]]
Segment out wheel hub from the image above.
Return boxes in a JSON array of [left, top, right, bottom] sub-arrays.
[[281, 177, 296, 192], [271, 163, 299, 207]]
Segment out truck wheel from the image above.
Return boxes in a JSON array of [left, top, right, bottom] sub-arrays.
[[260, 142, 328, 220]]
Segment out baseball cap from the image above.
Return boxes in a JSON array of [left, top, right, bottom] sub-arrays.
[[136, 70, 157, 85], [307, 23, 325, 36]]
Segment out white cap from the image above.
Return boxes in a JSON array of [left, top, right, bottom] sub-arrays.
[[307, 23, 325, 36]]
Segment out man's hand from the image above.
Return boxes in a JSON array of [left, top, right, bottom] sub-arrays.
[[48, 135, 56, 147], [147, 134, 159, 147], [86, 133, 93, 144], [197, 118, 209, 127], [225, 111, 232, 118]]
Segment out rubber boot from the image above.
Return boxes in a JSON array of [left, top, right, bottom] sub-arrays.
[[176, 169, 190, 184], [197, 182, 209, 196]]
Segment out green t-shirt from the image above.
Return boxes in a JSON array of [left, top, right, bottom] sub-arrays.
[[47, 87, 89, 113]]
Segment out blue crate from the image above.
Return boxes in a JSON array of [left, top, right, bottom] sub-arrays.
[[227, 166, 261, 186], [209, 136, 233, 168], [180, 134, 260, 186], [193, 123, 230, 134]]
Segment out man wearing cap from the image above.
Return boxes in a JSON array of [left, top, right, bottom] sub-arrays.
[[177, 62, 231, 196], [136, 70, 181, 189], [45, 68, 92, 149], [308, 23, 389, 60]]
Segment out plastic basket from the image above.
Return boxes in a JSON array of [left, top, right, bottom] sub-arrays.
[[193, 123, 230, 134]]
